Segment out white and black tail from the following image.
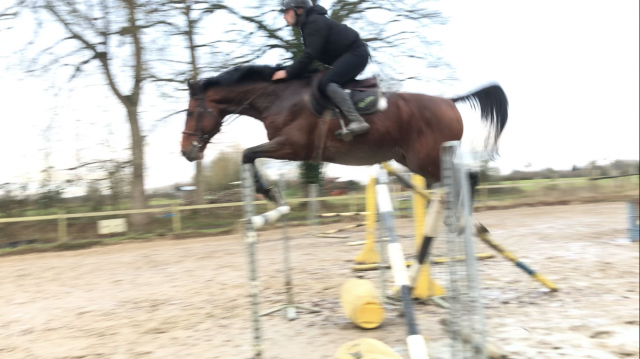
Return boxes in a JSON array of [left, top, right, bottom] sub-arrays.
[[451, 84, 509, 159]]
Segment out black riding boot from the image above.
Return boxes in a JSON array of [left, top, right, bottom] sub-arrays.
[[326, 83, 371, 137]]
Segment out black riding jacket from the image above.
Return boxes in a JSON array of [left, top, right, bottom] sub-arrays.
[[285, 5, 365, 79]]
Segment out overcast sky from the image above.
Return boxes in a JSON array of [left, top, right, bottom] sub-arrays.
[[0, 0, 638, 192]]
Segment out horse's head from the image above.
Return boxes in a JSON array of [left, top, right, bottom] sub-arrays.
[[181, 80, 224, 162], [181, 65, 286, 162]]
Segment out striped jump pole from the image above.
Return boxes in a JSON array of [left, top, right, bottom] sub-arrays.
[[241, 165, 319, 358], [376, 167, 430, 359], [321, 212, 369, 218], [241, 164, 264, 359], [384, 154, 558, 294], [441, 141, 488, 359], [475, 223, 559, 292], [261, 174, 321, 319], [408, 182, 446, 300], [381, 162, 431, 201]]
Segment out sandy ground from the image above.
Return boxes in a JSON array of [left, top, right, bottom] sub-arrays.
[[0, 202, 638, 359]]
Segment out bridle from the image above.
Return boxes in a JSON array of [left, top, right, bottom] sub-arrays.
[[182, 94, 218, 148], [182, 88, 264, 148]]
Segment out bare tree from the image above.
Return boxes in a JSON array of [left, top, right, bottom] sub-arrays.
[[205, 148, 243, 192], [6, 0, 178, 226], [0, 183, 29, 218], [0, 3, 18, 25], [165, 0, 223, 205], [144, 0, 235, 205], [65, 159, 131, 210], [217, 0, 451, 83], [0, 11, 17, 22], [183, 1, 205, 205]]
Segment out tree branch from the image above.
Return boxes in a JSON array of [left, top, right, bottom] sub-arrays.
[[65, 160, 132, 171], [124, 0, 143, 105], [44, 1, 127, 104]]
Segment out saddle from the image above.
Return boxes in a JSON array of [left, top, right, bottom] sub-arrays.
[[308, 73, 387, 117]]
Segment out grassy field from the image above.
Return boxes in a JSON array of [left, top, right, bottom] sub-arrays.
[[478, 175, 639, 203], [0, 176, 637, 253]]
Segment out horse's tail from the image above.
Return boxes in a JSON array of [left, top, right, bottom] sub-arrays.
[[451, 84, 509, 158]]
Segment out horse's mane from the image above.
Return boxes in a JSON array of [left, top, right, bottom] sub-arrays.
[[201, 65, 321, 92]]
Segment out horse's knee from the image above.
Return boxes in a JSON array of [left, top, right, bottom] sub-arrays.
[[242, 149, 257, 164], [469, 171, 480, 188]]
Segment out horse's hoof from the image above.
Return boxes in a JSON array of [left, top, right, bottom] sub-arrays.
[[335, 130, 354, 142]]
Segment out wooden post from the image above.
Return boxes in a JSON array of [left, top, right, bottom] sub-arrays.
[[349, 192, 357, 214], [393, 180, 400, 218], [482, 186, 489, 202], [538, 182, 545, 202], [172, 203, 182, 233], [591, 170, 600, 197], [57, 210, 68, 243], [308, 184, 319, 230]]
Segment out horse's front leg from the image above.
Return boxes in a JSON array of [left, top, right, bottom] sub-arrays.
[[242, 138, 297, 206]]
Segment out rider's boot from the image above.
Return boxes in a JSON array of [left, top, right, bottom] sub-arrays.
[[326, 83, 371, 137]]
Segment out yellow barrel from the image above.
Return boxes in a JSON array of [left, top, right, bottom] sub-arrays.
[[340, 279, 385, 329]]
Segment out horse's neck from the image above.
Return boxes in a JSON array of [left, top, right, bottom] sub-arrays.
[[223, 83, 276, 118], [230, 81, 305, 119]]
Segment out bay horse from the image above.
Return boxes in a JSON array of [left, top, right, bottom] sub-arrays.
[[180, 65, 508, 203]]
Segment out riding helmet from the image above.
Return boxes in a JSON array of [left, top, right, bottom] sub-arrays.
[[282, 0, 313, 10]]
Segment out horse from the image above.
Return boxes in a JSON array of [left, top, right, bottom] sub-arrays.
[[180, 65, 508, 204]]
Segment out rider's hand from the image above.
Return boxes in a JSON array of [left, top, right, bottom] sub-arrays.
[[272, 70, 287, 81]]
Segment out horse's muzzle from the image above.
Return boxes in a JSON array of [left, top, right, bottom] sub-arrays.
[[182, 146, 203, 162]]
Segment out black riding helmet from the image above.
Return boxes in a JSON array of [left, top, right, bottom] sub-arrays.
[[282, 0, 312, 10], [282, 0, 312, 27]]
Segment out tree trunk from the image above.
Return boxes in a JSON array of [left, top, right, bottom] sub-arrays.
[[128, 107, 147, 226], [185, 3, 205, 206], [195, 161, 204, 205]]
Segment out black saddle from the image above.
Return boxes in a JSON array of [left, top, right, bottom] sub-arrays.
[[309, 74, 383, 117]]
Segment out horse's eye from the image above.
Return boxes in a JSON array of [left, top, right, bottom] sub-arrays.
[[187, 111, 195, 117]]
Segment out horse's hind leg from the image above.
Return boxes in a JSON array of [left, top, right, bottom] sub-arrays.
[[404, 151, 442, 185], [405, 151, 480, 205], [242, 138, 296, 205]]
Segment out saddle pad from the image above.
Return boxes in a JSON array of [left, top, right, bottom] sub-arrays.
[[350, 89, 380, 115]]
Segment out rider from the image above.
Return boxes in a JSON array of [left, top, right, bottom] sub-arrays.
[[273, 0, 371, 137]]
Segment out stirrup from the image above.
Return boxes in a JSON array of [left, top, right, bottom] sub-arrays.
[[335, 121, 369, 141], [347, 122, 371, 135], [335, 129, 354, 142], [334, 113, 354, 141]]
